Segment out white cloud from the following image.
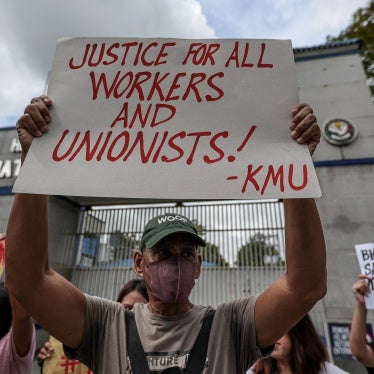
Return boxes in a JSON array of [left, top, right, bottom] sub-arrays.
[[198, 0, 369, 45], [0, 0, 369, 128], [0, 0, 214, 127]]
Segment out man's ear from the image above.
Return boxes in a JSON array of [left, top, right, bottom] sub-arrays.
[[194, 254, 202, 279], [133, 250, 144, 278]]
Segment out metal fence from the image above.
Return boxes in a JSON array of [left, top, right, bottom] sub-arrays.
[[68, 199, 286, 303], [53, 198, 327, 349]]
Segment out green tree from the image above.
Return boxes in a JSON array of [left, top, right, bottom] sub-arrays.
[[236, 233, 284, 267], [327, 1, 374, 95], [192, 219, 229, 267], [198, 243, 230, 267], [110, 231, 138, 262]]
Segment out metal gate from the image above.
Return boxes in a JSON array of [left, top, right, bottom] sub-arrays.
[[54, 198, 326, 348], [70, 199, 286, 305]]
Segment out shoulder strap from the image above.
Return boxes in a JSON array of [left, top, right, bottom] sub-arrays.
[[125, 308, 216, 374], [125, 309, 150, 374], [184, 309, 216, 374]]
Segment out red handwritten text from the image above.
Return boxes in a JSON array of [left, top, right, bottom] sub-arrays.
[[236, 164, 308, 194], [225, 42, 274, 68], [181, 42, 221, 65], [110, 102, 176, 128], [69, 41, 177, 69], [51, 127, 256, 165], [89, 71, 224, 102]]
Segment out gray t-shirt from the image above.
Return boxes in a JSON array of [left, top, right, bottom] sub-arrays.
[[67, 294, 261, 374]]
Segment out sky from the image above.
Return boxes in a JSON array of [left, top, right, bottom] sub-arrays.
[[0, 0, 369, 129]]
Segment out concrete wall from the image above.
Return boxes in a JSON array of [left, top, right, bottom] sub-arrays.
[[295, 44, 374, 325], [316, 165, 374, 318]]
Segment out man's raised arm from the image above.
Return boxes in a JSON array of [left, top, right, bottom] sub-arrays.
[[5, 96, 86, 349], [254, 104, 327, 349]]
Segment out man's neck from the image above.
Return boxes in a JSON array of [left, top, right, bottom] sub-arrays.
[[147, 299, 194, 315]]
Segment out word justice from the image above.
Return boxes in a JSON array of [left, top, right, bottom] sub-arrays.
[[51, 127, 256, 165]]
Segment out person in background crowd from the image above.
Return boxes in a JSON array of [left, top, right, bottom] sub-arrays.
[[350, 274, 374, 373], [116, 278, 148, 309], [0, 234, 5, 279], [247, 314, 348, 374], [36, 278, 148, 372], [0, 285, 36, 374], [5, 96, 326, 373]]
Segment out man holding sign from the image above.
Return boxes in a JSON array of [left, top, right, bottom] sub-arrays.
[[12, 38, 321, 199], [5, 94, 326, 373]]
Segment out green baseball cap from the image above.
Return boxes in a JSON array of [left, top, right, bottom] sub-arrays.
[[140, 213, 206, 250]]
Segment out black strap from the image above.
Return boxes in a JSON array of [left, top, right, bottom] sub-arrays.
[[184, 309, 215, 373], [125, 310, 150, 373], [125, 309, 215, 374]]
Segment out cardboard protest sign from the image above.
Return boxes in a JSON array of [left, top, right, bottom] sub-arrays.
[[42, 336, 92, 374], [327, 322, 353, 357], [355, 243, 374, 309], [14, 37, 321, 199]]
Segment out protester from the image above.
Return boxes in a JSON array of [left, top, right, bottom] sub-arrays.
[[36, 278, 148, 372], [247, 314, 348, 373], [5, 96, 326, 373], [0, 285, 36, 374], [350, 274, 374, 372], [115, 278, 148, 309], [0, 234, 5, 279]]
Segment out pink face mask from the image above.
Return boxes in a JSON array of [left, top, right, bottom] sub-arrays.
[[144, 256, 198, 304]]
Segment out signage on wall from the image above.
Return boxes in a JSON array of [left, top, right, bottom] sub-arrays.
[[327, 322, 353, 358], [322, 118, 358, 146], [327, 321, 373, 358], [0, 129, 22, 187]]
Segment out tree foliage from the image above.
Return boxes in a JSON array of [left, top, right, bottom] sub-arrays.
[[192, 219, 229, 267], [110, 231, 138, 260], [198, 243, 230, 267], [236, 233, 284, 267], [327, 1, 374, 95], [110, 220, 229, 267]]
